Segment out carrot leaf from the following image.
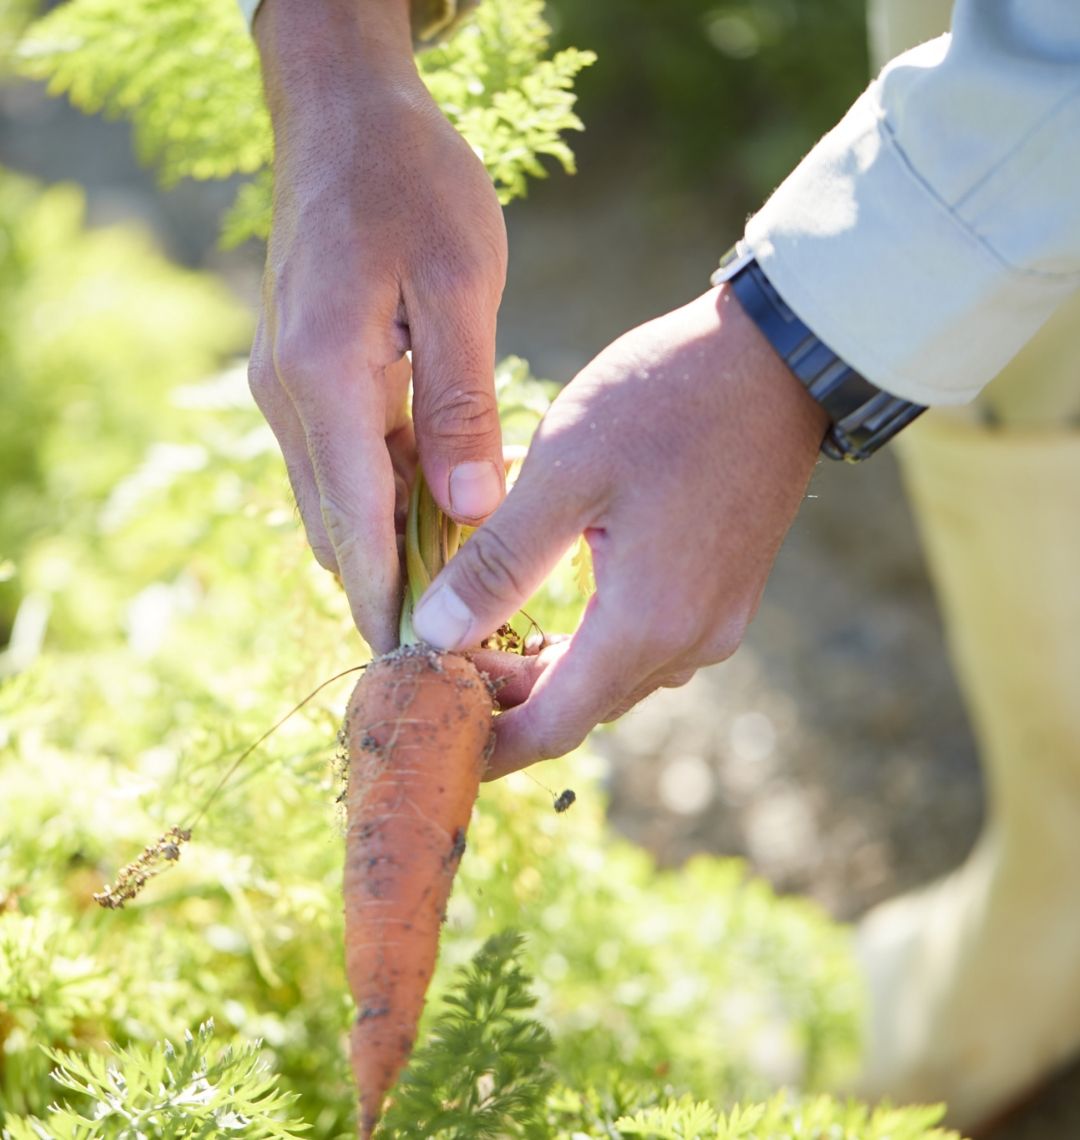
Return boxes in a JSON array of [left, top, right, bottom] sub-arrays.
[[378, 932, 554, 1139], [9, 1022, 308, 1139]]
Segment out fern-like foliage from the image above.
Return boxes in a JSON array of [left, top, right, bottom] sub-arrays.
[[379, 932, 554, 1139], [612, 1093, 962, 1140], [417, 0, 595, 203], [17, 0, 269, 185], [2, 1022, 307, 1140], [16, 0, 594, 245], [0, 0, 35, 67], [0, 915, 106, 1054]]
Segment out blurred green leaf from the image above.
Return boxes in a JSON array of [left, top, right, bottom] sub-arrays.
[[17, 0, 593, 245], [544, 0, 868, 207]]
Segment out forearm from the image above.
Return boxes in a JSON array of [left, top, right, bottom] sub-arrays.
[[255, 0, 415, 120]]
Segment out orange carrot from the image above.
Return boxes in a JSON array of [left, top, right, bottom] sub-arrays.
[[343, 643, 494, 1138]]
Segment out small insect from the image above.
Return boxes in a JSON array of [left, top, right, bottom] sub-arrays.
[[523, 771, 576, 815], [553, 788, 576, 814]]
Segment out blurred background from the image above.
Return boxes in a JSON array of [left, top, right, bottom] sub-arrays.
[[2, 0, 1075, 1133], [0, 0, 968, 1013], [1, 0, 981, 916]]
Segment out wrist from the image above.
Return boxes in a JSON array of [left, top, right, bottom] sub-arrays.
[[256, 0, 418, 125], [714, 285, 831, 460], [713, 246, 925, 461]]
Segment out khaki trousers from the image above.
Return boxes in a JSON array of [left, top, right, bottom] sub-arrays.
[[854, 2, 1080, 1128]]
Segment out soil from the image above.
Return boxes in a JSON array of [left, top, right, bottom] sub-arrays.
[[4, 79, 1077, 1140]]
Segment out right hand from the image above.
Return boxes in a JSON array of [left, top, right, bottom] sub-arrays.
[[413, 286, 828, 776], [248, 0, 509, 653]]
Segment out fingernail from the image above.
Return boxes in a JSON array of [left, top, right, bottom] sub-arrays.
[[413, 583, 474, 650], [449, 460, 502, 520]]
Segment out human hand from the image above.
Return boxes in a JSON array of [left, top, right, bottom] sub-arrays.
[[248, 0, 508, 653], [413, 286, 829, 776]]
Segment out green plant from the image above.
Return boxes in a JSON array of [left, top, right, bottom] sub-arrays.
[[0, 170, 249, 647], [2, 936, 957, 1140], [545, 0, 868, 202], [379, 932, 554, 1139], [0, 5, 962, 1136], [610, 1095, 960, 1140], [16, 0, 594, 246], [3, 1023, 307, 1140], [0, 179, 864, 1119]]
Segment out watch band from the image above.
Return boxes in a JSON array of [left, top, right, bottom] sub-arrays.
[[711, 246, 926, 462]]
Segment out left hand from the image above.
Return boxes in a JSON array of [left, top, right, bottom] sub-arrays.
[[247, 0, 509, 654], [413, 285, 828, 777]]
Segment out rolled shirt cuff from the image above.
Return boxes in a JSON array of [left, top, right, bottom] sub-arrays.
[[744, 42, 1080, 407]]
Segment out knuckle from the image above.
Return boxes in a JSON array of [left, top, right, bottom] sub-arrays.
[[273, 333, 321, 392], [700, 613, 750, 665], [273, 324, 362, 400], [660, 668, 696, 690], [430, 237, 504, 301], [417, 384, 499, 448], [601, 695, 641, 724], [458, 527, 526, 609], [436, 256, 487, 298], [247, 356, 278, 409], [318, 491, 364, 554], [309, 537, 339, 575]]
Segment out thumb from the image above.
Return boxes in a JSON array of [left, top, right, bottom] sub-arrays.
[[409, 297, 505, 525], [412, 469, 584, 651]]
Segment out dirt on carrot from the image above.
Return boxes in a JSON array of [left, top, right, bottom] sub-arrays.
[[343, 643, 495, 1138]]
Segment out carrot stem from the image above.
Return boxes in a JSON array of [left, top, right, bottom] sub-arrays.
[[399, 471, 455, 647]]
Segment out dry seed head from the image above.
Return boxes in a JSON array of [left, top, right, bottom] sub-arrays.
[[93, 826, 192, 909]]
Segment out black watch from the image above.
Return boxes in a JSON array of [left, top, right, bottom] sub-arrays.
[[711, 245, 925, 462]]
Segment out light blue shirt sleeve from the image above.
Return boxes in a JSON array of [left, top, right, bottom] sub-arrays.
[[237, 0, 260, 27], [745, 0, 1080, 405]]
